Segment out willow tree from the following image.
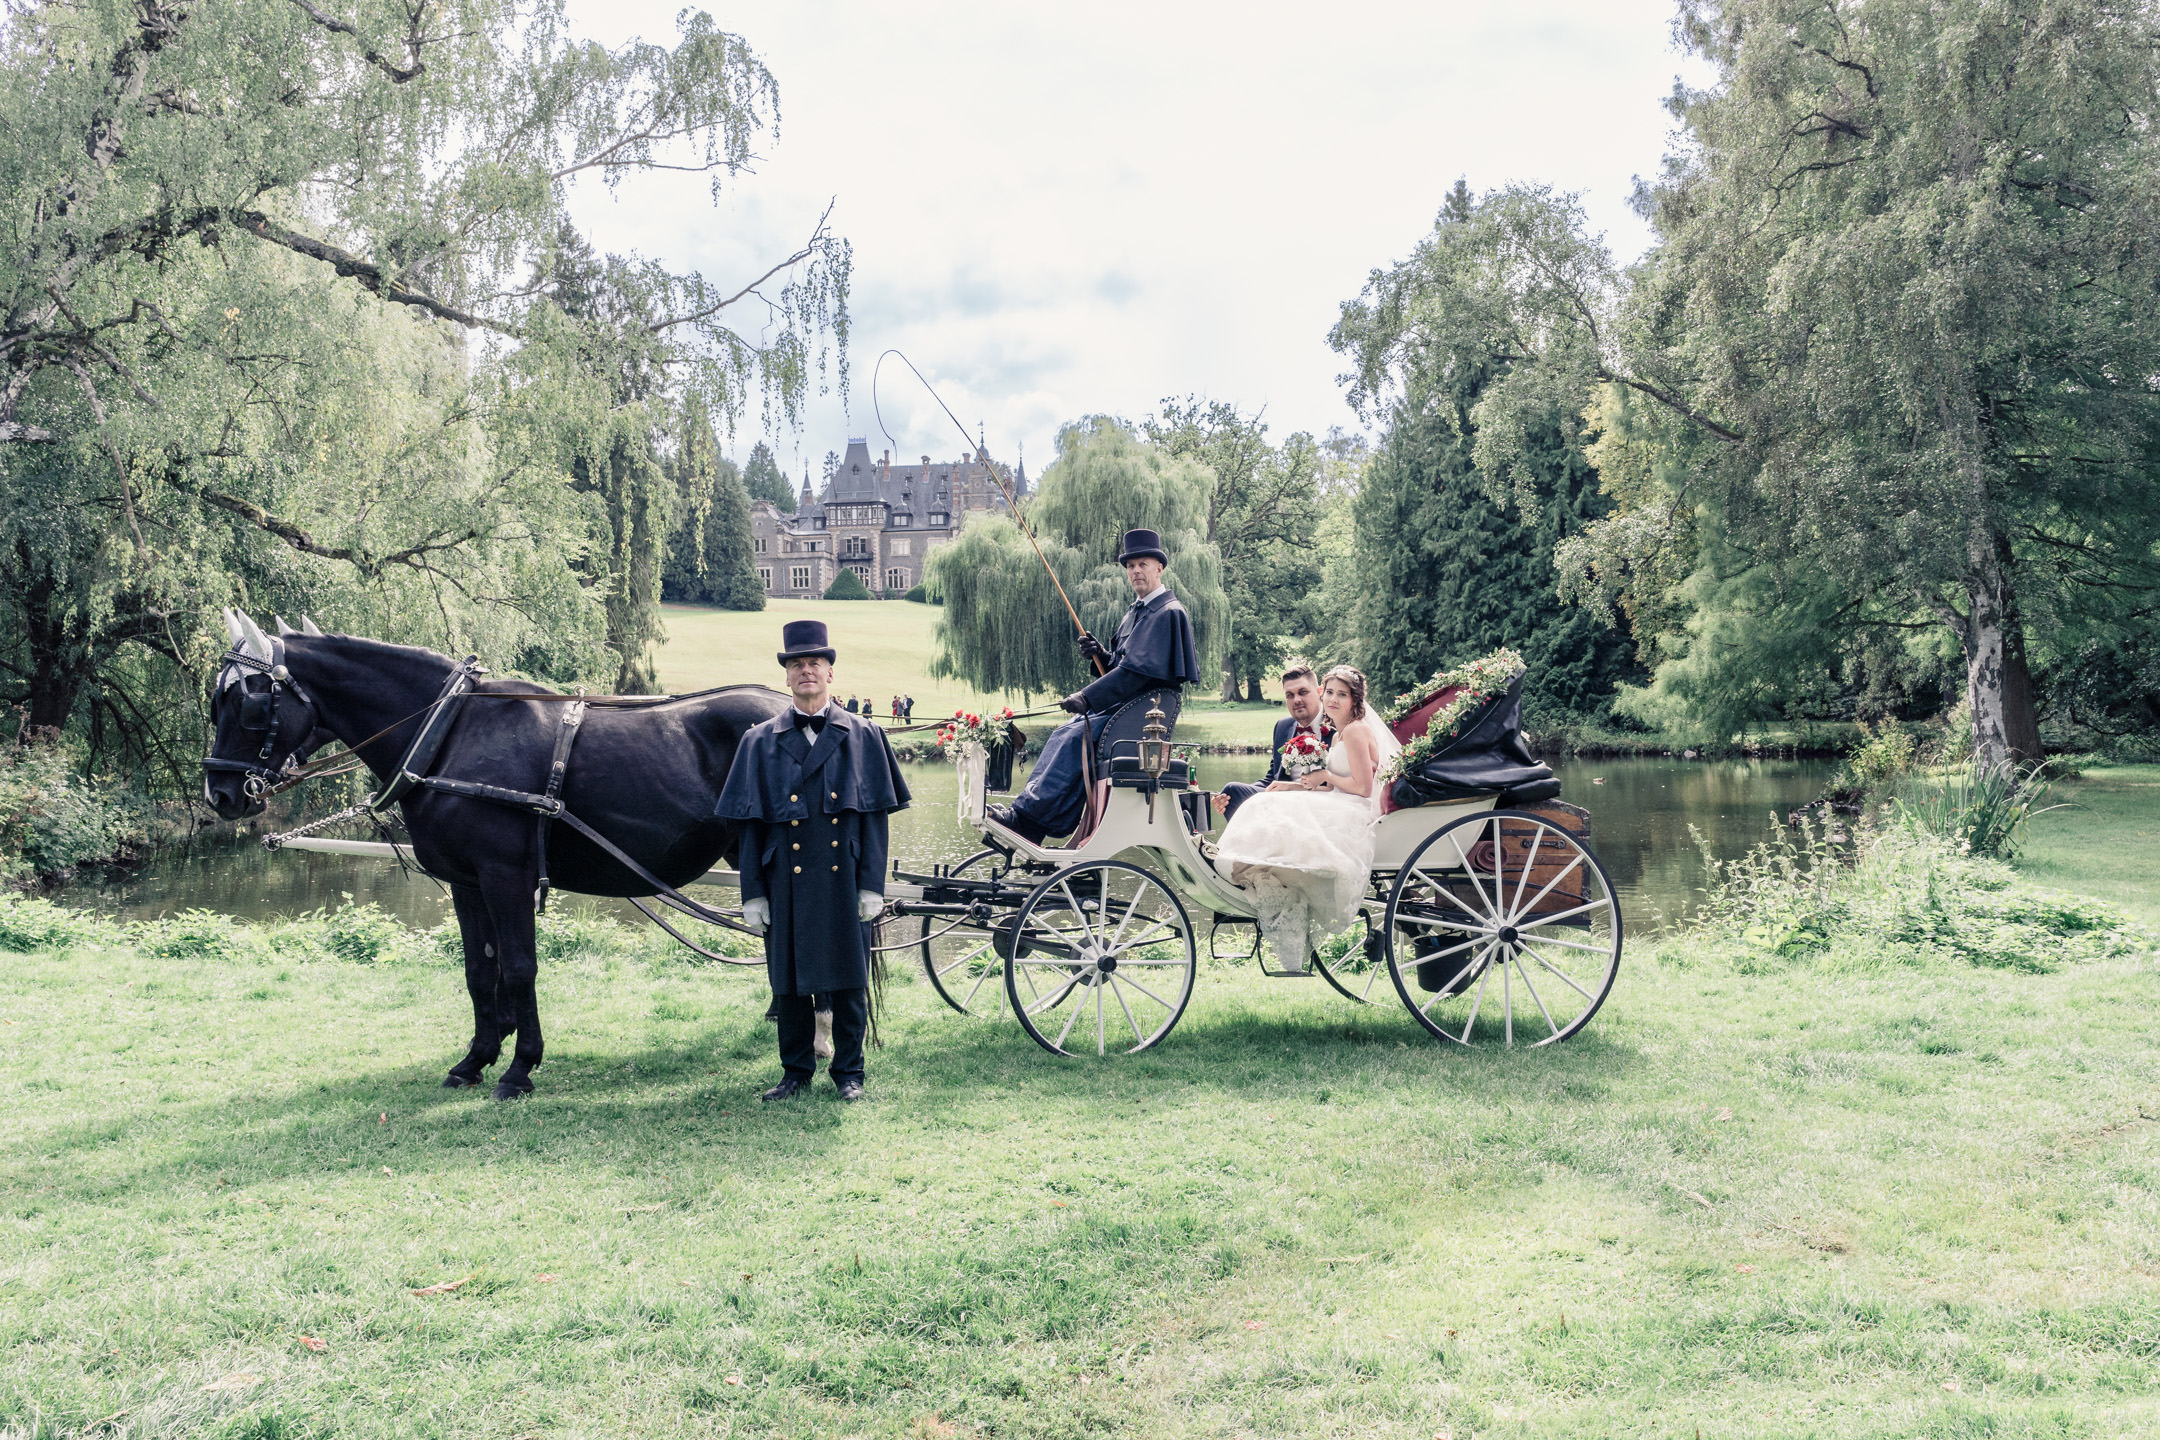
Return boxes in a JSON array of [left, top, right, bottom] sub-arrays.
[[0, 0, 846, 759], [928, 417, 1227, 699]]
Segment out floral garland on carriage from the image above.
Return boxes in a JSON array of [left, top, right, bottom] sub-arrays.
[[939, 708, 1018, 822], [1378, 648, 1527, 783]]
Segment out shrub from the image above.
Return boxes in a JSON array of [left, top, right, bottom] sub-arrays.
[[137, 908, 255, 962], [904, 583, 929, 603], [822, 569, 872, 600], [1844, 718, 1916, 792], [1687, 811, 2148, 973], [0, 893, 118, 952], [1896, 761, 2061, 861], [0, 737, 152, 885], [320, 902, 409, 964]]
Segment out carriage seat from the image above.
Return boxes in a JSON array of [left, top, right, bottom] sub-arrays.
[[1091, 689, 1183, 766], [1062, 689, 1186, 849], [1106, 755, 1192, 788]]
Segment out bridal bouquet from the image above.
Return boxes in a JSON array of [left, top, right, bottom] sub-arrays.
[[1280, 730, 1327, 780]]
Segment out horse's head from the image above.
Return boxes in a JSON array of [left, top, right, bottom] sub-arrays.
[[201, 610, 327, 820]]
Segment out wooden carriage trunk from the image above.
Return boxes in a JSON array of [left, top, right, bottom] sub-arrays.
[[1466, 801, 1592, 916]]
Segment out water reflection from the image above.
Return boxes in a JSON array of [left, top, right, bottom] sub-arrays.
[[62, 755, 1829, 932]]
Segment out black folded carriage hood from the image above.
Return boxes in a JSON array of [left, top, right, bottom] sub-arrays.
[[1389, 674, 1562, 810]]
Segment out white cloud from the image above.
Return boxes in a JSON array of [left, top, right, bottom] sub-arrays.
[[562, 0, 1708, 479]]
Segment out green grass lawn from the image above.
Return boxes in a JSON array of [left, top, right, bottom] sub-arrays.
[[2, 842, 2155, 1438], [654, 600, 1282, 747], [2019, 762, 2160, 926]]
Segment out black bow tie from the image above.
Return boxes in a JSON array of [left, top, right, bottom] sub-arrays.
[[792, 711, 827, 733]]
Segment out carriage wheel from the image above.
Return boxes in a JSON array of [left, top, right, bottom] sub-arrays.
[[1004, 860, 1197, 1057], [1312, 920, 1387, 1005], [1382, 811, 1621, 1047], [920, 849, 1011, 1015]]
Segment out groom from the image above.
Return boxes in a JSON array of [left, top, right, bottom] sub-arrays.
[[1212, 659, 1332, 822], [989, 528, 1202, 844]]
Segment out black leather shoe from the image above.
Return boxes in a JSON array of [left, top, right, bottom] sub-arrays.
[[986, 804, 1049, 845], [760, 1076, 810, 1102], [836, 1079, 865, 1102]]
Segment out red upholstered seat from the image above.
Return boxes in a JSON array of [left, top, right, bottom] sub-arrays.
[[1378, 684, 1465, 814]]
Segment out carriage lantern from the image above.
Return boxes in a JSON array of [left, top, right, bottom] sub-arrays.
[[1139, 693, 1171, 779]]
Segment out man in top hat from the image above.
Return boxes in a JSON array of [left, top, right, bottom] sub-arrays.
[[715, 620, 910, 1101], [988, 528, 1202, 844]]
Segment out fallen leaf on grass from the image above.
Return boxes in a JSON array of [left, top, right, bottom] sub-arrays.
[[1734, 1264, 1758, 1274], [1242, 1320, 1266, 1330], [378, 1113, 386, 1124], [1445, 1328, 1458, 1337], [381, 1167, 393, 1177], [724, 1376, 743, 1387], [410, 1273, 476, 1297], [1049, 1200, 1068, 1208], [679, 1280, 694, 1288], [1713, 1107, 1733, 1122], [536, 1273, 557, 1284], [1942, 1381, 1960, 1392], [296, 1335, 328, 1352], [1681, 1189, 1714, 1209], [199, 1373, 261, 1392]]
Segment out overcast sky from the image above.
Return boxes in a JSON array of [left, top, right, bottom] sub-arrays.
[[561, 1, 1709, 483]]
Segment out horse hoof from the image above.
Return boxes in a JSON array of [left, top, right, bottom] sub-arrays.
[[492, 1079, 534, 1101]]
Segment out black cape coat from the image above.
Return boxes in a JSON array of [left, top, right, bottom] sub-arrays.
[[1078, 587, 1204, 712], [714, 704, 911, 995]]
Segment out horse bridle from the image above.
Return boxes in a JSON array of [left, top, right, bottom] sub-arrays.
[[202, 638, 322, 801]]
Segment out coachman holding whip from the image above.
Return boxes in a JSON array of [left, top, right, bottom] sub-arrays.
[[988, 528, 1203, 844]]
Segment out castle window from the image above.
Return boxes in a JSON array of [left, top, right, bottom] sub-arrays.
[[757, 566, 772, 591], [753, 536, 767, 554], [890, 538, 911, 557], [930, 513, 948, 528], [789, 565, 810, 591], [886, 567, 908, 591]]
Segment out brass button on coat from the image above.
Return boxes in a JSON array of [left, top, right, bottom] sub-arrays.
[[791, 842, 800, 851], [789, 794, 798, 802], [792, 865, 802, 874]]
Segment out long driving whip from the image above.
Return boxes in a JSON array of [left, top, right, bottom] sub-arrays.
[[871, 349, 1106, 675]]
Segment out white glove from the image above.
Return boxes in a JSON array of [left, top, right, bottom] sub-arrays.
[[741, 897, 770, 934], [857, 890, 885, 922]]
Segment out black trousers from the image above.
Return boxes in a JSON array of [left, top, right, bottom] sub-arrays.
[[775, 987, 866, 1085], [1219, 781, 1262, 822]]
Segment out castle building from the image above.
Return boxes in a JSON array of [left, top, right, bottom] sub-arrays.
[[749, 437, 1027, 598]]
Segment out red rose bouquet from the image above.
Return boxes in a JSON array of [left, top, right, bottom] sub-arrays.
[[1280, 729, 1327, 780], [938, 706, 1016, 760]]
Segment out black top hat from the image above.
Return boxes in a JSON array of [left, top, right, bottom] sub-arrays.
[[1116, 528, 1169, 566], [776, 619, 838, 664]]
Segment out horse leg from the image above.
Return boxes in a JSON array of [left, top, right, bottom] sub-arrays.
[[481, 874, 543, 1100], [444, 883, 510, 1088]]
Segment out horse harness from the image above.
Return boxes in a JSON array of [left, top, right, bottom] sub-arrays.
[[209, 645, 758, 938]]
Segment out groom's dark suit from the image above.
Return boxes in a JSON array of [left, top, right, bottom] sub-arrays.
[[1219, 714, 1333, 822]]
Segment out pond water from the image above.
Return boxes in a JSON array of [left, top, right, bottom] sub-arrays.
[[60, 755, 1831, 933]]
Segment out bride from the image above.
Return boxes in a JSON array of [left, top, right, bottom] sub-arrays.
[[1214, 665, 1400, 971]]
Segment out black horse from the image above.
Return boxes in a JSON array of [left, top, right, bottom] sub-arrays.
[[201, 613, 789, 1098]]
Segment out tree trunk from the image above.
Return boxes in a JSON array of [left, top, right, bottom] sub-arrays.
[[1219, 664, 1239, 704], [1959, 570, 2016, 776], [1244, 669, 1263, 703], [1994, 533, 2042, 761]]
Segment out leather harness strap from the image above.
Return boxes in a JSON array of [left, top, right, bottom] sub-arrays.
[[533, 698, 586, 913]]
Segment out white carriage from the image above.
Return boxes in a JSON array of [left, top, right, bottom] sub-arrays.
[[882, 694, 1623, 1058]]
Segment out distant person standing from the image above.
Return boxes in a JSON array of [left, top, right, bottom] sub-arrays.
[[846, 695, 859, 714], [903, 695, 915, 721]]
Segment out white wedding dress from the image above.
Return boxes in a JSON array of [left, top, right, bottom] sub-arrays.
[[1214, 712, 1401, 968]]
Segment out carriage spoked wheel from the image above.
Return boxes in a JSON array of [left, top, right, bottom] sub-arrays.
[[1003, 860, 1198, 1057], [919, 848, 1011, 1015], [1382, 811, 1621, 1046]]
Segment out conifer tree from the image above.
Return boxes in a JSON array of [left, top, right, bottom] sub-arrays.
[[743, 442, 795, 513]]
